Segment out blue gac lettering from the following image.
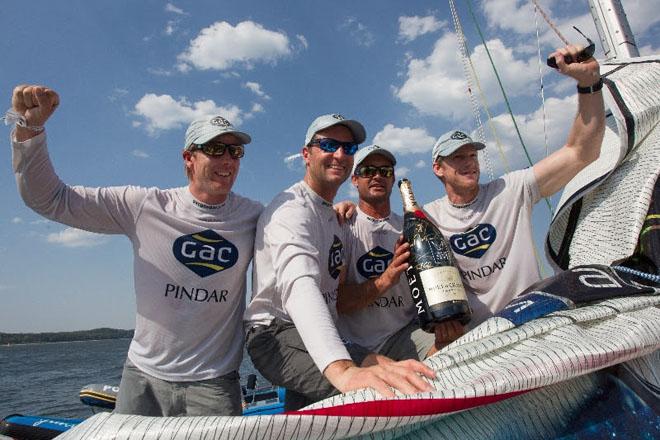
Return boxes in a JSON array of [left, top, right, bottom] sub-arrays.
[[357, 246, 393, 279], [328, 235, 344, 279], [450, 224, 497, 258], [172, 230, 239, 277]]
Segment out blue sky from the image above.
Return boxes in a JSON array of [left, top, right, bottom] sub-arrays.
[[1, 0, 658, 332]]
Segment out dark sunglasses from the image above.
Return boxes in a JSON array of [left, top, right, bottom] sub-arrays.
[[355, 165, 394, 178], [191, 141, 245, 159], [308, 138, 359, 156]]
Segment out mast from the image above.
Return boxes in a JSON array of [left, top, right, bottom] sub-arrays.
[[588, 0, 639, 60]]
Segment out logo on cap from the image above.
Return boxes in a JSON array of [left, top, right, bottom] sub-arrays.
[[210, 116, 232, 128], [173, 229, 239, 277], [451, 131, 469, 140], [332, 114, 345, 120]]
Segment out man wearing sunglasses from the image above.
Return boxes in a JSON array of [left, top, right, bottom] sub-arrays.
[[336, 144, 443, 364], [245, 114, 435, 411], [10, 85, 263, 416], [424, 43, 604, 331]]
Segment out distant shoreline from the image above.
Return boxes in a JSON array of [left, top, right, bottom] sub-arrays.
[[0, 328, 134, 345]]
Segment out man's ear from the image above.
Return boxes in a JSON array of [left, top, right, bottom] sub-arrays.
[[432, 161, 444, 179], [351, 175, 358, 188], [302, 146, 311, 166]]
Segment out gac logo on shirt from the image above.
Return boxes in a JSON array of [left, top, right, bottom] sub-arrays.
[[450, 224, 497, 259], [357, 246, 393, 279], [328, 235, 344, 279], [173, 230, 238, 277]]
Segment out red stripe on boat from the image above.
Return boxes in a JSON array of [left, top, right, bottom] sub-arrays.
[[291, 390, 530, 417]]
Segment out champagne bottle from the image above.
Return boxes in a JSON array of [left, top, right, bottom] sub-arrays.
[[398, 178, 471, 332]]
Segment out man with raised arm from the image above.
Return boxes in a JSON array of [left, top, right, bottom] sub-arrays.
[[244, 115, 435, 411], [336, 144, 462, 360], [424, 44, 605, 328], [10, 85, 263, 416]]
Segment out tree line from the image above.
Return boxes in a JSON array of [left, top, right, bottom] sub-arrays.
[[0, 328, 134, 345]]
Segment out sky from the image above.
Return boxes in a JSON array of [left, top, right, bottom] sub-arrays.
[[1, 0, 658, 333]]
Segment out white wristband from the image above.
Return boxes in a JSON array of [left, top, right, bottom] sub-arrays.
[[3, 109, 45, 132]]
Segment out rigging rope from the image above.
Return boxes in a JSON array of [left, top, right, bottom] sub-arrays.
[[464, 0, 554, 216], [448, 0, 495, 181], [533, 3, 550, 159], [451, 3, 512, 174]]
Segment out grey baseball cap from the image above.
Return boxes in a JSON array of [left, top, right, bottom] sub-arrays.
[[431, 129, 485, 162], [352, 144, 397, 175], [184, 115, 251, 149], [304, 113, 366, 146]]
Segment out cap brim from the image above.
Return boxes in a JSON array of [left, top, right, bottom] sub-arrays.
[[435, 141, 486, 160], [352, 149, 397, 175]]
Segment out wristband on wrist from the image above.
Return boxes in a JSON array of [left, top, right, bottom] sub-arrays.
[[3, 109, 45, 132], [577, 78, 604, 94]]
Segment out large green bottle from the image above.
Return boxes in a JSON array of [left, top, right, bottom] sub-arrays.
[[398, 178, 471, 332]]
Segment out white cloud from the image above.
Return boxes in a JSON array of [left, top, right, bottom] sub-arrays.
[[396, 166, 411, 177], [296, 34, 308, 49], [165, 3, 185, 15], [165, 21, 176, 36], [372, 124, 436, 156], [395, 33, 537, 120], [340, 17, 375, 48], [177, 21, 292, 71], [398, 15, 444, 43], [147, 67, 174, 76], [133, 93, 243, 134], [11, 217, 22, 224], [415, 160, 426, 168], [482, 0, 538, 34], [131, 149, 149, 158], [47, 228, 109, 248], [284, 153, 303, 170], [108, 88, 129, 102], [482, 94, 577, 176], [639, 44, 660, 57], [243, 81, 271, 99], [250, 103, 264, 113]]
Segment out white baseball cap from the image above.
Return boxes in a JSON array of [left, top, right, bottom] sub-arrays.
[[351, 144, 397, 175], [304, 113, 366, 146], [431, 129, 485, 162], [184, 115, 251, 149]]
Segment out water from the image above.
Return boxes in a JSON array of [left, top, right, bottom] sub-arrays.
[[0, 338, 266, 419]]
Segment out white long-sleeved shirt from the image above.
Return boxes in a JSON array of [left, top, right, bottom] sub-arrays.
[[13, 131, 263, 381], [244, 181, 351, 373]]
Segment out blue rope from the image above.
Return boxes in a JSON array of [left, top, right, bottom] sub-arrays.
[[613, 265, 660, 283]]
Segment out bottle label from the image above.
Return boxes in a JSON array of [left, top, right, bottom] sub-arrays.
[[419, 266, 467, 305]]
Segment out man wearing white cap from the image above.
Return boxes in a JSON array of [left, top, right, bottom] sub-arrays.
[[9, 84, 263, 416], [244, 115, 435, 411], [336, 144, 443, 361], [424, 44, 605, 329]]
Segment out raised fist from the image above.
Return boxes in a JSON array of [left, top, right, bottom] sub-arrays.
[[12, 85, 60, 128]]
